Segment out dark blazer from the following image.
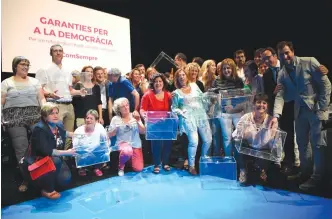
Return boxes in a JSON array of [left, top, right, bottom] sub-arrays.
[[263, 68, 278, 115], [25, 121, 67, 159], [105, 80, 111, 109]]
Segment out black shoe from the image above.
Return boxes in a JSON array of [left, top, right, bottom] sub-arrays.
[[286, 166, 301, 180], [281, 165, 292, 174], [299, 178, 321, 191]]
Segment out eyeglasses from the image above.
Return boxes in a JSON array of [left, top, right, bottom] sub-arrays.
[[52, 49, 63, 53], [18, 63, 31, 68], [262, 55, 272, 60]]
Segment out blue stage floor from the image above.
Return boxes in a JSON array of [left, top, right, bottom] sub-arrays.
[[2, 167, 332, 219]]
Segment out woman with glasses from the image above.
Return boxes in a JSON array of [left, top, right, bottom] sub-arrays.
[[1, 56, 46, 192], [108, 98, 145, 176]]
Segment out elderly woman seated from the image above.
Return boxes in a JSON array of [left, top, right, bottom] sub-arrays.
[[73, 110, 109, 177], [108, 97, 145, 176], [20, 103, 75, 199], [232, 93, 280, 185]]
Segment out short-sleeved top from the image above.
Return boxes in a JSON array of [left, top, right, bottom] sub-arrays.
[[110, 114, 142, 148], [72, 84, 102, 118], [35, 62, 72, 102], [73, 123, 109, 149], [1, 76, 41, 109], [141, 90, 171, 112], [108, 76, 135, 112]]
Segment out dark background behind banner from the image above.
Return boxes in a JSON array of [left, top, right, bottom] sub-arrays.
[[2, 0, 332, 80]]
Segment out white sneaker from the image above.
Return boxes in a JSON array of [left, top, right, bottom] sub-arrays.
[[118, 170, 124, 176]]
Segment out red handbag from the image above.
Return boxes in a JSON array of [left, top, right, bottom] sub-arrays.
[[26, 127, 58, 180], [28, 156, 56, 180]]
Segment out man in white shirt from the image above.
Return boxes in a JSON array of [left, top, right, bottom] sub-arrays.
[[35, 44, 84, 148]]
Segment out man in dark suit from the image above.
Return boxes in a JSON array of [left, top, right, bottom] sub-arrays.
[[93, 66, 111, 126], [261, 47, 300, 175]]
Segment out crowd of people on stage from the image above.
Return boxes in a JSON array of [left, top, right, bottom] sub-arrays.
[[1, 41, 331, 200]]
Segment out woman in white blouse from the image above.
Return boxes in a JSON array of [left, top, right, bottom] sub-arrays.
[[232, 93, 280, 185]]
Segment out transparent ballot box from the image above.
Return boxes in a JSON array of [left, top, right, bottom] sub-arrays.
[[145, 111, 178, 140], [234, 122, 287, 163], [106, 121, 139, 149], [150, 51, 178, 73], [72, 133, 110, 168], [174, 92, 222, 121], [202, 92, 222, 119], [219, 88, 253, 114], [79, 72, 93, 95], [200, 156, 238, 190]]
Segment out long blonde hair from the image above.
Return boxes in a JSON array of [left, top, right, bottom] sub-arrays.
[[201, 60, 216, 91]]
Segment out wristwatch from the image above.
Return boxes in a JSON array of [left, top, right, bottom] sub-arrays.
[[274, 114, 280, 120]]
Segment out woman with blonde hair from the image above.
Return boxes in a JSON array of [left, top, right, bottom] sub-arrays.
[[172, 68, 212, 175], [20, 102, 75, 199], [129, 68, 147, 99], [201, 60, 217, 92], [185, 62, 204, 92], [146, 67, 157, 82]]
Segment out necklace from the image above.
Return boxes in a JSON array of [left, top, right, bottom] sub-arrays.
[[254, 113, 266, 124]]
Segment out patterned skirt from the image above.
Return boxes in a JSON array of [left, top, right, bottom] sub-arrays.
[[2, 106, 41, 128]]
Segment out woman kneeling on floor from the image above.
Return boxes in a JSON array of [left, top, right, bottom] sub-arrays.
[[73, 110, 109, 177], [109, 97, 145, 176], [20, 102, 76, 199], [232, 93, 280, 185]]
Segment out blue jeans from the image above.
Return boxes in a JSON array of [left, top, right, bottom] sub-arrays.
[[210, 118, 222, 156], [183, 119, 212, 167], [151, 140, 173, 166], [219, 113, 243, 156]]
